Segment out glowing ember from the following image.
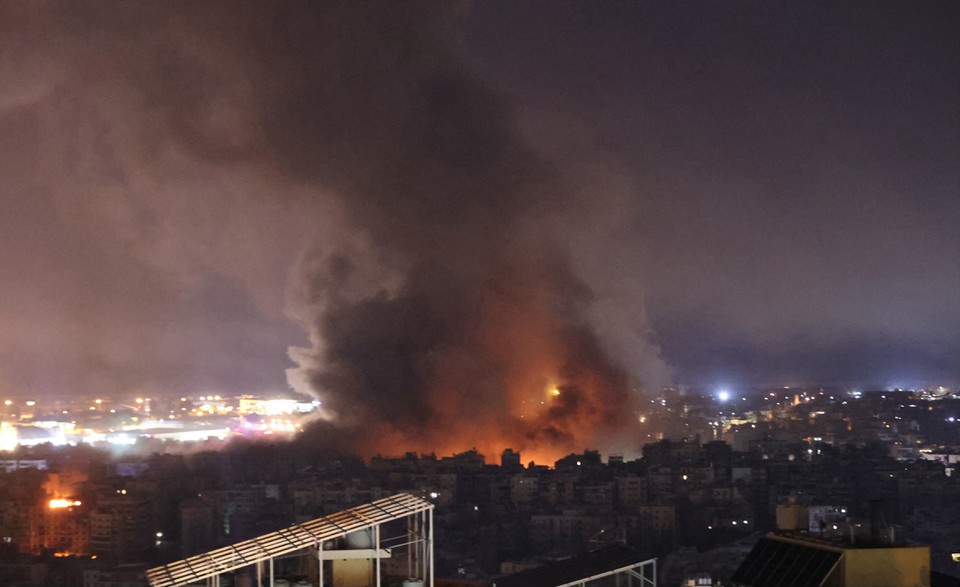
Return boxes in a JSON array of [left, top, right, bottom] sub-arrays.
[[49, 498, 81, 509]]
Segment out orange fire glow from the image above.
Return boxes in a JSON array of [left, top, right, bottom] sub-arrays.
[[48, 498, 81, 509], [299, 252, 640, 467]]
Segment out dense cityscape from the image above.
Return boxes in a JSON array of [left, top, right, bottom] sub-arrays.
[[0, 385, 956, 585]]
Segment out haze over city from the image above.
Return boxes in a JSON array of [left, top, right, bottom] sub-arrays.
[[0, 2, 957, 460], [0, 3, 959, 587]]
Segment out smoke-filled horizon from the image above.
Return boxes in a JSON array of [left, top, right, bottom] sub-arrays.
[[0, 2, 668, 460], [0, 3, 956, 459]]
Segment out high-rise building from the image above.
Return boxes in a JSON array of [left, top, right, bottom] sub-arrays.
[[89, 495, 153, 561]]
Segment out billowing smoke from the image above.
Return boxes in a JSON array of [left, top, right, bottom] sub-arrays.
[[0, 2, 667, 462], [268, 4, 643, 461]]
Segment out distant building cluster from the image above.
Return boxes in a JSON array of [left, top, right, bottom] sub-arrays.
[[0, 393, 320, 450], [0, 386, 956, 586]]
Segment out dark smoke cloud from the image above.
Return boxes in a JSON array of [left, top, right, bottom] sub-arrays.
[[255, 3, 648, 459], [0, 2, 665, 461]]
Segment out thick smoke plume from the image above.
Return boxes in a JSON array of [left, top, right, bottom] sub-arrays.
[[264, 3, 641, 461], [1, 2, 666, 462]]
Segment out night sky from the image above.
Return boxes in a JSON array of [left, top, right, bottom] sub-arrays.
[[0, 0, 956, 425], [461, 2, 959, 390]]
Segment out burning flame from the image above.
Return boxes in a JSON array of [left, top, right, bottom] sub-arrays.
[[49, 498, 81, 509]]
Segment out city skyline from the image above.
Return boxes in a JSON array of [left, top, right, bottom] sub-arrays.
[[1, 383, 957, 583]]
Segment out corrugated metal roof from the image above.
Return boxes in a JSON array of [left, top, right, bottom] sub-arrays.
[[146, 492, 432, 587]]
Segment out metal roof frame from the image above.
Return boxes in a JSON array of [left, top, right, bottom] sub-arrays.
[[732, 536, 843, 587], [493, 545, 657, 587], [555, 558, 657, 587], [146, 492, 433, 587]]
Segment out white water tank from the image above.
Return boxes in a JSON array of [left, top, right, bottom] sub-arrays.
[[344, 529, 373, 549]]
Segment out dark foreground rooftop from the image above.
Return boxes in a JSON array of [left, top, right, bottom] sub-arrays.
[[732, 536, 841, 587], [492, 544, 654, 587]]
